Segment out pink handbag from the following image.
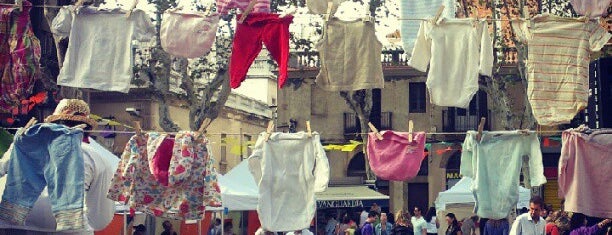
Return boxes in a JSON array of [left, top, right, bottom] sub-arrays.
[[160, 9, 219, 58], [367, 131, 427, 181]]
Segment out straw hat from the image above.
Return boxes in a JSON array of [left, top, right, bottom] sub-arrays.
[[45, 99, 97, 129]]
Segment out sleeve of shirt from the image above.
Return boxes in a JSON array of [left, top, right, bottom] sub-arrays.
[[132, 10, 156, 42], [525, 133, 547, 187], [460, 133, 475, 178], [588, 23, 612, 52], [408, 21, 432, 72], [509, 218, 521, 235], [557, 131, 573, 198], [313, 135, 330, 193], [479, 21, 493, 77], [247, 133, 266, 185], [51, 7, 73, 39], [82, 144, 118, 230]]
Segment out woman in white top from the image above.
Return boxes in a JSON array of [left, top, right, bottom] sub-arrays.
[[425, 207, 439, 235]]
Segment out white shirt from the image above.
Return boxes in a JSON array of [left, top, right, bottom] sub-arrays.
[[248, 132, 329, 232], [509, 213, 545, 235], [409, 18, 493, 108], [51, 6, 155, 93], [0, 139, 119, 234], [360, 210, 368, 228], [287, 229, 314, 235], [411, 216, 427, 235], [425, 216, 437, 233]]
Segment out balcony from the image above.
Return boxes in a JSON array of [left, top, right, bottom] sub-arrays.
[[442, 109, 491, 132], [344, 112, 392, 138], [442, 90, 490, 132], [291, 48, 518, 70]]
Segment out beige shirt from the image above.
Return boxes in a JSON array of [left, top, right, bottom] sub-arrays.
[[315, 16, 384, 91]]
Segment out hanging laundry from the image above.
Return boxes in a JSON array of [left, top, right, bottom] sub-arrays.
[[306, 0, 344, 15], [146, 133, 174, 186], [460, 131, 546, 219], [0, 0, 41, 112], [248, 132, 329, 232], [230, 13, 292, 89], [409, 18, 493, 108], [570, 0, 611, 18], [107, 132, 222, 220], [216, 0, 270, 15], [512, 15, 611, 126], [399, 0, 456, 54], [0, 123, 86, 231], [51, 6, 155, 93], [558, 128, 612, 218], [367, 131, 426, 181], [160, 9, 219, 58], [315, 5, 384, 91]]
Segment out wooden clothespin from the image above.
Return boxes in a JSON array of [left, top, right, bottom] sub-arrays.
[[306, 120, 312, 137], [368, 122, 383, 140], [15, 0, 23, 12], [408, 120, 414, 143], [263, 120, 274, 142], [197, 118, 212, 134], [476, 117, 486, 141], [238, 0, 258, 24], [433, 5, 445, 23], [133, 121, 142, 136], [24, 117, 37, 129], [126, 0, 139, 18], [325, 2, 333, 22], [363, 3, 372, 22]]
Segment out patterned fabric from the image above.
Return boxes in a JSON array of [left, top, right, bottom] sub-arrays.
[[512, 15, 612, 126], [0, 1, 41, 112], [107, 132, 221, 220]]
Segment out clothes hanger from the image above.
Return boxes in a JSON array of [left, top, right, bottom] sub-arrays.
[[368, 122, 383, 140], [476, 117, 486, 141], [263, 120, 274, 142], [238, 0, 258, 23], [408, 120, 413, 143], [306, 120, 312, 137]]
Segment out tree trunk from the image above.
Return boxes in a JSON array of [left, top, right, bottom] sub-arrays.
[[340, 90, 375, 180]]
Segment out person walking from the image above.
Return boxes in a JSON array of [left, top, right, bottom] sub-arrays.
[[545, 211, 561, 235], [568, 213, 610, 235], [510, 196, 546, 235], [326, 215, 339, 235], [362, 211, 379, 235], [425, 207, 439, 235], [462, 216, 479, 235], [445, 213, 462, 235], [375, 213, 393, 235], [337, 215, 352, 235], [391, 210, 414, 235], [412, 207, 428, 235], [161, 220, 177, 235], [485, 219, 510, 235]]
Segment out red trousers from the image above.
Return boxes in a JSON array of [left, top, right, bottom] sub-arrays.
[[230, 13, 293, 89]]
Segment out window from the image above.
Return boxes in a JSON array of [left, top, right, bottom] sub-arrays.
[[409, 82, 426, 113]]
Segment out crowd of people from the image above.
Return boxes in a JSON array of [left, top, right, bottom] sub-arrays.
[[321, 197, 610, 235]]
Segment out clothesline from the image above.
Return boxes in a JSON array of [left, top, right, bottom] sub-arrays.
[[1, 127, 568, 135]]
